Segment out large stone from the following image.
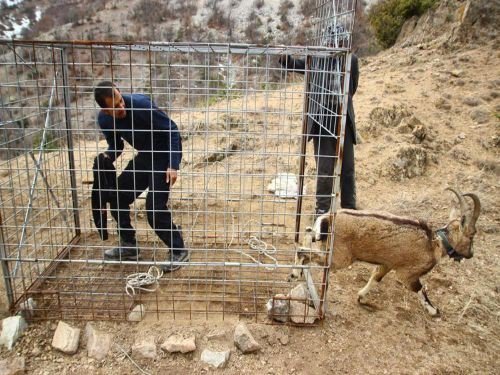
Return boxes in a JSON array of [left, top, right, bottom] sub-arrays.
[[161, 334, 196, 353], [127, 304, 146, 322], [290, 283, 310, 303], [132, 337, 157, 360], [51, 321, 80, 354], [234, 322, 260, 354], [266, 295, 290, 323], [86, 323, 112, 360], [0, 316, 27, 350], [290, 301, 318, 325], [0, 356, 25, 374], [200, 349, 231, 368]]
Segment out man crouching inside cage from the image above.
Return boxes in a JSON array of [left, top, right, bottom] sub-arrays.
[[94, 81, 188, 272]]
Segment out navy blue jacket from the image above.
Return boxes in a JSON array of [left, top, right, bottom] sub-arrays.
[[97, 94, 182, 169], [91, 153, 116, 240]]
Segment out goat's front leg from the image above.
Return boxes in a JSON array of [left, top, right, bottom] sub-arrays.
[[406, 277, 440, 316], [288, 251, 305, 281], [416, 284, 440, 316], [357, 265, 389, 304]]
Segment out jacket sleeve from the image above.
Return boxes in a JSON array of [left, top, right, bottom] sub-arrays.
[[91, 155, 108, 240], [350, 54, 359, 96], [98, 113, 124, 162], [279, 55, 306, 74]]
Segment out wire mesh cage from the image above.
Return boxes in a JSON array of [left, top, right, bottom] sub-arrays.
[[0, 1, 357, 324]]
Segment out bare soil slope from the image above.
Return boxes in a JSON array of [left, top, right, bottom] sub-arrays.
[[1, 3, 499, 374]]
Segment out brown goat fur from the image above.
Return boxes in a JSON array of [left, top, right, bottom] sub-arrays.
[[293, 189, 481, 316]]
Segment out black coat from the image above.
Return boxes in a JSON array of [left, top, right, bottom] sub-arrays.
[[279, 53, 359, 143], [91, 153, 117, 240]]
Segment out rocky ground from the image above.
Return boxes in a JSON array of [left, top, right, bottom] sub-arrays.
[[1, 1, 499, 374]]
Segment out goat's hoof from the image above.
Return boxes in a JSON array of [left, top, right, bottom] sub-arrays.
[[427, 307, 440, 317]]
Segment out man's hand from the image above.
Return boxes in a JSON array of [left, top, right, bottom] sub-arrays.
[[166, 168, 178, 186]]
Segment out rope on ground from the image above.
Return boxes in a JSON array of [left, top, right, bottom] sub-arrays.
[[125, 266, 163, 297], [114, 343, 151, 375], [229, 218, 278, 271]]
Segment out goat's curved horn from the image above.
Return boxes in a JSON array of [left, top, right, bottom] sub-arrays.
[[445, 187, 467, 217], [463, 193, 481, 229]]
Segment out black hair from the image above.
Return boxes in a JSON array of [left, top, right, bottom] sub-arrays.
[[94, 81, 118, 108]]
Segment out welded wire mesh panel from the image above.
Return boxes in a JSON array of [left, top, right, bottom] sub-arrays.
[[0, 33, 353, 323], [310, 0, 356, 49]]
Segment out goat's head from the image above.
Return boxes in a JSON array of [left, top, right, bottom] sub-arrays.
[[441, 188, 481, 260]]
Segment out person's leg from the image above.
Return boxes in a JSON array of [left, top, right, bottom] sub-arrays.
[[106, 156, 148, 259], [340, 123, 356, 209], [146, 164, 187, 272], [313, 133, 337, 214]]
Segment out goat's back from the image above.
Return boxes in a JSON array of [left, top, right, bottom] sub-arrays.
[[332, 209, 436, 270]]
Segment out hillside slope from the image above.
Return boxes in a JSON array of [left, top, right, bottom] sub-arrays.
[[0, 1, 499, 374]]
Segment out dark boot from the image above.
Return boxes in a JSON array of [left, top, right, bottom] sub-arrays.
[[104, 239, 140, 260], [162, 249, 190, 273]]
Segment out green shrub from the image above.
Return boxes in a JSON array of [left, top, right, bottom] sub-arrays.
[[368, 0, 438, 48]]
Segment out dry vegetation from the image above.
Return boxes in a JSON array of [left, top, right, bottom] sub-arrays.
[[0, 0, 499, 374]]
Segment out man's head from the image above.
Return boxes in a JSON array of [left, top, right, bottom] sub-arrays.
[[322, 24, 349, 48], [94, 81, 127, 119]]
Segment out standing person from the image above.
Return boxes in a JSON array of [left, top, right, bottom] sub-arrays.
[[94, 81, 188, 272], [279, 25, 359, 214]]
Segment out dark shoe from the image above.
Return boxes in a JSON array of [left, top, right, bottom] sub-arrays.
[[104, 240, 140, 261], [161, 250, 189, 273]]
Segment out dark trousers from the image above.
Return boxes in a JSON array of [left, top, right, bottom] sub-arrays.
[[312, 121, 356, 212], [110, 153, 185, 253]]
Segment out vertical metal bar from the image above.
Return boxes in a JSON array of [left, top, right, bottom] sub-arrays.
[[61, 48, 80, 235], [294, 55, 312, 243], [0, 212, 15, 309]]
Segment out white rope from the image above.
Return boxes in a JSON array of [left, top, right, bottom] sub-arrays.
[[229, 218, 278, 270], [114, 343, 151, 375], [125, 266, 163, 297]]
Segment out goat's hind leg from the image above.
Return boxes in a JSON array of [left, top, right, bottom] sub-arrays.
[[357, 265, 389, 304]]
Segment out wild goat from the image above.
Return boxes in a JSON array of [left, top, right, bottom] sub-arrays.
[[291, 188, 481, 316]]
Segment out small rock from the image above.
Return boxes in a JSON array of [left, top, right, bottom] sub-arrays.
[[470, 109, 490, 124], [51, 321, 80, 355], [234, 322, 260, 353], [450, 69, 463, 77], [0, 356, 25, 375], [0, 316, 27, 350], [277, 333, 289, 346], [206, 329, 227, 341], [132, 337, 157, 360], [161, 334, 196, 353], [434, 97, 451, 111], [463, 97, 481, 107], [86, 323, 112, 360], [200, 349, 231, 368], [412, 124, 428, 143], [32, 346, 42, 357], [127, 304, 146, 322]]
